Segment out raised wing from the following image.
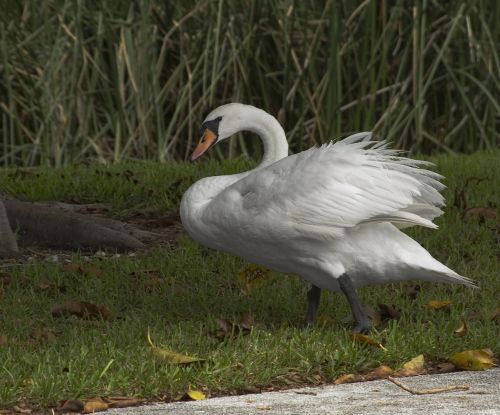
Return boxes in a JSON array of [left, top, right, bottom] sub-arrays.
[[213, 133, 445, 240]]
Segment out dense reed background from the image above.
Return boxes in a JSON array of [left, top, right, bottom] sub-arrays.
[[0, 0, 499, 166]]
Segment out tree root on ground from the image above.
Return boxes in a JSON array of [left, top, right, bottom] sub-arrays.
[[1, 196, 167, 255]]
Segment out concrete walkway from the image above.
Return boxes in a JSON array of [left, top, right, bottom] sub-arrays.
[[103, 368, 500, 415]]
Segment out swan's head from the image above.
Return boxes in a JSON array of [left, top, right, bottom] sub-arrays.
[[191, 103, 249, 160]]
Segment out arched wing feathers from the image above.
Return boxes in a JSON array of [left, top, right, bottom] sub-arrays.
[[223, 133, 445, 239]]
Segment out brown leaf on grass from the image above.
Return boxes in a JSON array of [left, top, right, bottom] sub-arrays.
[[378, 303, 401, 320], [63, 263, 104, 278], [406, 284, 421, 300], [0, 272, 11, 287], [12, 405, 31, 414], [450, 349, 496, 371], [238, 265, 271, 294], [467, 309, 481, 321], [62, 263, 84, 273], [490, 307, 500, 322], [83, 398, 109, 413], [51, 301, 113, 321], [334, 373, 362, 384], [453, 176, 487, 210], [363, 365, 394, 381], [104, 396, 145, 409], [58, 400, 85, 413], [130, 268, 163, 291], [37, 281, 56, 291], [425, 300, 452, 310], [185, 389, 206, 401], [147, 329, 204, 364], [0, 272, 11, 297], [432, 362, 457, 374], [334, 365, 393, 384], [0, 334, 6, 346], [30, 326, 56, 342], [393, 355, 426, 377], [349, 333, 388, 351], [454, 321, 467, 336], [82, 396, 144, 412], [464, 207, 497, 221], [176, 388, 207, 402], [240, 312, 254, 331], [209, 314, 254, 340]]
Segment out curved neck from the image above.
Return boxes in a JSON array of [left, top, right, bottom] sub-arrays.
[[240, 106, 288, 168]]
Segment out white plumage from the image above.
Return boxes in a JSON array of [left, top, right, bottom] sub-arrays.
[[181, 103, 476, 332]]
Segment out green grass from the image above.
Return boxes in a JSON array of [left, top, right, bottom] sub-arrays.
[[0, 150, 499, 410], [1, 1, 499, 166]]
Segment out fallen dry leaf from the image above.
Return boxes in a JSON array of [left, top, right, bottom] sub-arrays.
[[130, 268, 164, 291], [454, 321, 467, 336], [378, 303, 401, 320], [363, 365, 394, 381], [58, 399, 85, 413], [176, 388, 207, 401], [12, 405, 31, 414], [490, 307, 500, 322], [62, 263, 84, 273], [464, 207, 497, 220], [394, 355, 426, 377], [425, 300, 452, 310], [51, 301, 112, 321], [30, 326, 56, 342], [239, 265, 271, 294], [105, 396, 144, 408], [240, 312, 254, 331], [0, 272, 11, 287], [0, 334, 6, 346], [349, 333, 388, 351], [83, 398, 109, 413], [186, 389, 206, 401], [81, 396, 144, 412], [453, 176, 487, 210], [432, 362, 457, 374], [147, 329, 204, 364], [406, 284, 421, 300], [63, 263, 104, 278], [334, 365, 393, 384], [450, 348, 496, 371], [37, 281, 56, 291], [208, 314, 254, 340]]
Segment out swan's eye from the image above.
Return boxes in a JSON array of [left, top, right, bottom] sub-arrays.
[[201, 116, 222, 137]]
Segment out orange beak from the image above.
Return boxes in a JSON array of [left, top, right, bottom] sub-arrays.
[[191, 128, 218, 161]]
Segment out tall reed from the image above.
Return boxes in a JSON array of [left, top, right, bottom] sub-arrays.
[[0, 0, 498, 166]]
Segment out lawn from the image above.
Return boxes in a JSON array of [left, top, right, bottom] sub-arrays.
[[0, 150, 498, 411]]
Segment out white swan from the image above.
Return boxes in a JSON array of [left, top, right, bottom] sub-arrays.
[[180, 103, 476, 332]]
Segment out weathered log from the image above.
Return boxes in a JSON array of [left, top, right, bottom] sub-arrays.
[[0, 198, 19, 257], [3, 196, 146, 252]]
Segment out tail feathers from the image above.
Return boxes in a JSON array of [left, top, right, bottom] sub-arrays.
[[419, 268, 479, 289]]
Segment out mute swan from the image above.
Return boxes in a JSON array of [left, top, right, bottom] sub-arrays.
[[180, 103, 476, 332]]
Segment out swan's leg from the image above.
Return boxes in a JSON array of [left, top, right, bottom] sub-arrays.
[[305, 285, 321, 328], [338, 274, 371, 333]]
